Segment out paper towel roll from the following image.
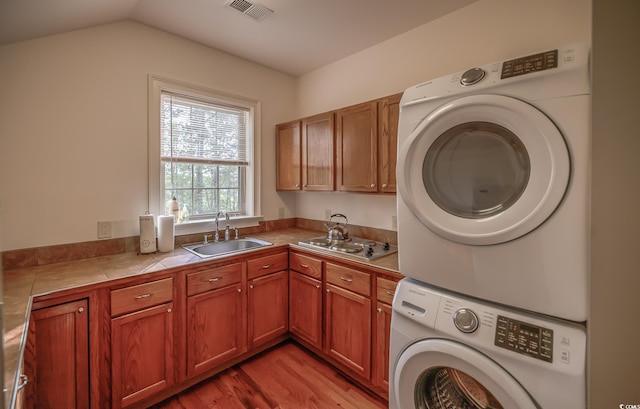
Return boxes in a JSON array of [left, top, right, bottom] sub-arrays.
[[157, 215, 175, 252]]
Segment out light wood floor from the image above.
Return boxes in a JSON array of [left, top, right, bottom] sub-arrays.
[[151, 341, 388, 409]]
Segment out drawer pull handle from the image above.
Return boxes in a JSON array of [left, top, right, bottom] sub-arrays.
[[300, 263, 309, 268], [386, 290, 394, 296], [262, 264, 271, 269], [17, 374, 29, 390], [340, 276, 353, 283], [208, 277, 222, 282], [135, 293, 153, 299]]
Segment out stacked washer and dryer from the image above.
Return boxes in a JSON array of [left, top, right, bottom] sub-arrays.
[[391, 44, 590, 408]]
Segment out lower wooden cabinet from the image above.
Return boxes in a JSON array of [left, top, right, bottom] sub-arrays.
[[324, 283, 372, 379], [248, 270, 289, 348], [289, 270, 323, 349], [186, 283, 244, 377], [372, 301, 392, 395], [24, 299, 89, 409], [111, 302, 174, 409], [110, 277, 175, 409]]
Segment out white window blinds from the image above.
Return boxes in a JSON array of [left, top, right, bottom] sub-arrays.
[[160, 93, 249, 165]]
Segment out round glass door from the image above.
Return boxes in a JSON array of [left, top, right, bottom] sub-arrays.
[[416, 367, 504, 409], [393, 339, 538, 409], [423, 121, 530, 219], [397, 94, 569, 245]]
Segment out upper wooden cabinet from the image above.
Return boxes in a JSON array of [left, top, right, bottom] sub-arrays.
[[276, 113, 335, 191], [378, 93, 402, 194], [302, 112, 335, 191], [336, 101, 378, 192], [276, 120, 301, 191], [277, 92, 401, 194]]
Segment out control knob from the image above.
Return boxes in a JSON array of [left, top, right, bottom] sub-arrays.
[[460, 67, 486, 86], [453, 308, 479, 333]]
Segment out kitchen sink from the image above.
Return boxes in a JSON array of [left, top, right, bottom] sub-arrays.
[[183, 237, 272, 258]]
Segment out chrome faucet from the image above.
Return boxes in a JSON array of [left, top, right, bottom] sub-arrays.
[[214, 210, 226, 242], [224, 212, 231, 241]]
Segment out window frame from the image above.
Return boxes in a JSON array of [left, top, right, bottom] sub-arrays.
[[148, 75, 262, 235]]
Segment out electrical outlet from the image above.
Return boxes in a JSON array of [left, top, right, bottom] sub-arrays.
[[325, 209, 332, 220], [278, 207, 285, 219], [392, 215, 398, 230], [98, 221, 112, 239]]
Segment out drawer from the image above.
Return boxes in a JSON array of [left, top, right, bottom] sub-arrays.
[[326, 263, 371, 297], [187, 262, 243, 297], [247, 251, 288, 279], [377, 277, 398, 305], [290, 252, 322, 279], [111, 277, 173, 317]]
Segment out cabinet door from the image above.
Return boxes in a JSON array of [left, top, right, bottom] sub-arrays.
[[248, 270, 289, 349], [302, 112, 335, 191], [378, 93, 402, 193], [111, 302, 174, 409], [24, 299, 89, 409], [276, 120, 302, 191], [372, 301, 392, 396], [336, 101, 378, 192], [324, 283, 372, 379], [289, 271, 323, 350], [187, 284, 244, 377]]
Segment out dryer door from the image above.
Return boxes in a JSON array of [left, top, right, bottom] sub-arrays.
[[397, 94, 569, 245], [393, 338, 538, 409]]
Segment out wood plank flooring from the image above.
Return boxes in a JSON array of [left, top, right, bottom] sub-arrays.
[[151, 341, 388, 409]]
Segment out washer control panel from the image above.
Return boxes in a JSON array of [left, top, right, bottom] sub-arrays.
[[495, 315, 553, 362], [501, 49, 558, 79]]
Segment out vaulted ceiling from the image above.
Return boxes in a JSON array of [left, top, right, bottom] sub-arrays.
[[0, 0, 477, 75]]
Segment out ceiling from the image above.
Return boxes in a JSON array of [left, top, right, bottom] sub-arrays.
[[0, 0, 477, 76]]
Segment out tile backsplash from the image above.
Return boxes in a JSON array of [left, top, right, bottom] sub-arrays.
[[2, 218, 397, 271]]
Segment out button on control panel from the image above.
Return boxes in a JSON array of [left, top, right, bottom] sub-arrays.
[[494, 315, 553, 363]]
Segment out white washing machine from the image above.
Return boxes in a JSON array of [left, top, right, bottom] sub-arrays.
[[390, 278, 586, 409], [396, 43, 590, 322]]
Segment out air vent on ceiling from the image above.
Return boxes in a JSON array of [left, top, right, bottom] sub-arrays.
[[225, 0, 274, 22]]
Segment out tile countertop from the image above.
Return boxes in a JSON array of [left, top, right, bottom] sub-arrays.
[[2, 228, 400, 407]]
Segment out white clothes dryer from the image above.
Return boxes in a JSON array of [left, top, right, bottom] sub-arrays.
[[389, 278, 586, 409], [396, 43, 590, 321]]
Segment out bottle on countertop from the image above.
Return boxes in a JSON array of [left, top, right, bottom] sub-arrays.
[[180, 204, 189, 222], [168, 196, 180, 222]]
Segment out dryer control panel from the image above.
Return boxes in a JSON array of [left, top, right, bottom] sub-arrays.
[[495, 315, 553, 363]]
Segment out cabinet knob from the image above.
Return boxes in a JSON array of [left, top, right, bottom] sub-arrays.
[[382, 183, 388, 188], [370, 183, 376, 188], [315, 285, 321, 289], [78, 307, 85, 313], [326, 288, 330, 293], [377, 308, 382, 313], [238, 288, 242, 293], [295, 183, 300, 188], [17, 374, 28, 391], [250, 284, 254, 289], [167, 308, 172, 313]]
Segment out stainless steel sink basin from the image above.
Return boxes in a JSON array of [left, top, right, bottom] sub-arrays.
[[183, 238, 272, 258]]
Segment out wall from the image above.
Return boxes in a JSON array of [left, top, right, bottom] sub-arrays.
[[590, 0, 640, 406], [293, 0, 591, 231], [0, 21, 297, 251]]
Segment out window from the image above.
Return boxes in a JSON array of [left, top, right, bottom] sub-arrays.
[[149, 76, 261, 230], [161, 93, 248, 218]]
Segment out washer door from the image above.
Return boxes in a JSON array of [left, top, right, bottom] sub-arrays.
[[397, 94, 569, 245], [393, 339, 538, 409]]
